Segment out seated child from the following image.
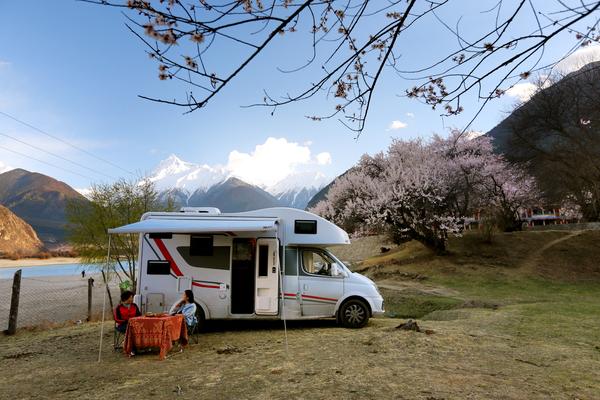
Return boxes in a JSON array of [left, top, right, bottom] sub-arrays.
[[114, 290, 141, 333]]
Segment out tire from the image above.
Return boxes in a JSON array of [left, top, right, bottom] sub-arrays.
[[195, 304, 206, 332], [339, 299, 370, 328]]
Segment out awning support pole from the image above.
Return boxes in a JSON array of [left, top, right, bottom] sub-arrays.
[[280, 224, 288, 355], [98, 234, 112, 363], [279, 254, 288, 355]]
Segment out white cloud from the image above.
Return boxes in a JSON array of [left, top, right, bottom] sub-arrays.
[[406, 112, 415, 118], [0, 161, 12, 174], [76, 188, 92, 199], [0, 60, 9, 68], [387, 120, 408, 130], [226, 137, 328, 187], [506, 82, 538, 102], [556, 45, 600, 74], [315, 152, 332, 165]]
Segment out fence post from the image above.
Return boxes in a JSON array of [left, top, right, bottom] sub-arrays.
[[6, 269, 22, 335], [87, 278, 93, 322]]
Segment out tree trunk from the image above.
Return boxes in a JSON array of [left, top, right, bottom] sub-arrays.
[[415, 233, 448, 255]]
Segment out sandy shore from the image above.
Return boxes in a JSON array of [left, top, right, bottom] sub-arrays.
[[0, 257, 82, 268]]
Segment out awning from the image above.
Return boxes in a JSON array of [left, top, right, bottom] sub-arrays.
[[108, 218, 278, 234]]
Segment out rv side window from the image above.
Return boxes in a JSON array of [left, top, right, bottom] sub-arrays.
[[301, 250, 334, 276], [190, 235, 213, 256], [147, 260, 171, 275], [258, 245, 269, 277], [294, 220, 317, 234]]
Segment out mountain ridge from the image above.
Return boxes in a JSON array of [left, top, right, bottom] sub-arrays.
[[150, 154, 330, 210], [0, 168, 87, 245], [0, 204, 44, 257]]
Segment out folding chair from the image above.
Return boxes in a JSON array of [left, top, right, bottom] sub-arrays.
[[186, 305, 205, 344], [187, 322, 200, 344], [113, 309, 125, 351]]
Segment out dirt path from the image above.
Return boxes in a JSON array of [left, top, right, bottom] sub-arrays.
[[519, 230, 584, 272]]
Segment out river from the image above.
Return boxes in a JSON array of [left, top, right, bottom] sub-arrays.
[[0, 264, 89, 280]]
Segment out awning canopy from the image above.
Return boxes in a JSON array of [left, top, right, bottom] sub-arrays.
[[108, 218, 278, 234]]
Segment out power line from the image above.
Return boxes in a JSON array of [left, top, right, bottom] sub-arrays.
[[0, 144, 95, 181], [0, 131, 117, 180], [0, 110, 135, 176]]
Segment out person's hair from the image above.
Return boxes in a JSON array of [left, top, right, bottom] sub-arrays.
[[184, 289, 194, 303], [121, 290, 134, 302]]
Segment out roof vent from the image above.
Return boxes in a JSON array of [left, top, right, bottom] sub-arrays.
[[179, 207, 221, 214]]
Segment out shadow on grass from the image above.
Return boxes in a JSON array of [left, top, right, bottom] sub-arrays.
[[202, 318, 339, 333]]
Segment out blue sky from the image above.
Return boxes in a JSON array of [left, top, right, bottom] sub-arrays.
[[0, 1, 598, 190]]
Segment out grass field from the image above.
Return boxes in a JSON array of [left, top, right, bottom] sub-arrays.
[[1, 229, 600, 399]]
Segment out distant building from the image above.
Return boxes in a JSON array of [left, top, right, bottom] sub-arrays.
[[519, 207, 579, 227], [464, 206, 580, 230]]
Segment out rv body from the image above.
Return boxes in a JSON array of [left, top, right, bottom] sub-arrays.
[[110, 207, 384, 327]]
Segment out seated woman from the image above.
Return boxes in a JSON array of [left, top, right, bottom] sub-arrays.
[[169, 289, 198, 327], [114, 290, 141, 333]]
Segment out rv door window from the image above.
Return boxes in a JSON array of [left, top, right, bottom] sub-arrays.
[[301, 250, 335, 277], [190, 235, 213, 256], [258, 245, 269, 277]]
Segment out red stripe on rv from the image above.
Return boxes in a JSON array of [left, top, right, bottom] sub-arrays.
[[301, 294, 338, 302], [153, 238, 184, 277], [192, 282, 220, 289]]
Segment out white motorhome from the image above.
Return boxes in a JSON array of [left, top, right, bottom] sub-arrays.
[[109, 207, 384, 328]]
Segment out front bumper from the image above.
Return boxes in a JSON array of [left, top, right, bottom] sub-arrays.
[[368, 295, 385, 316]]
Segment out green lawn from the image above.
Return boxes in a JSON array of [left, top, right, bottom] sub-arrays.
[[355, 230, 600, 349]]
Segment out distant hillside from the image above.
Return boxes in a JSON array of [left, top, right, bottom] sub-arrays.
[[188, 177, 283, 212], [0, 169, 87, 244], [487, 61, 600, 214], [0, 205, 43, 257], [486, 62, 600, 152], [343, 229, 600, 283]]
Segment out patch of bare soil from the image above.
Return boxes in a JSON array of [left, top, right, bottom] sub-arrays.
[[1, 315, 599, 400]]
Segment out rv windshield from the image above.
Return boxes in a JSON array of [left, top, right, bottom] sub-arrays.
[[323, 250, 351, 274]]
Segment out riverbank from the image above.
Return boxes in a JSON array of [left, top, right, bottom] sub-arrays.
[[0, 257, 82, 268]]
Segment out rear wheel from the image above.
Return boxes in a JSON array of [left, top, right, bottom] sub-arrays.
[[195, 304, 206, 332], [339, 299, 369, 328]]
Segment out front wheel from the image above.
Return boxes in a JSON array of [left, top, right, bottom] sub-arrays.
[[338, 299, 369, 328]]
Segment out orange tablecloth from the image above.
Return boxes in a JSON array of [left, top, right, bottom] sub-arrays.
[[123, 314, 188, 360]]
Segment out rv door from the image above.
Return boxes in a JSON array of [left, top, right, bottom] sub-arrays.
[[255, 238, 280, 315]]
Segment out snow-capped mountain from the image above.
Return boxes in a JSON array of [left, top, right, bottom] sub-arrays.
[[149, 154, 227, 193], [149, 155, 331, 210], [266, 171, 331, 209]]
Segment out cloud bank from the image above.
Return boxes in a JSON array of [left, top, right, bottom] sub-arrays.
[[226, 137, 330, 187]]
